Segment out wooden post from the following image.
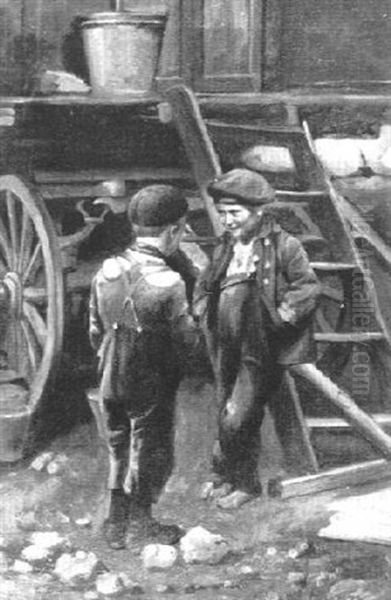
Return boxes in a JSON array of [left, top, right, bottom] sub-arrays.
[[164, 85, 223, 236], [284, 371, 320, 473], [291, 363, 391, 457]]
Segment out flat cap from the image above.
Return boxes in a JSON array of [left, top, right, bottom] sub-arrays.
[[208, 168, 275, 206], [129, 184, 188, 227]]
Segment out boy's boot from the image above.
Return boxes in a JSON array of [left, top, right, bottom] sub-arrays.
[[103, 489, 127, 549]]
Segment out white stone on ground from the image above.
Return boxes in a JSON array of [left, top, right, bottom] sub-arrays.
[[142, 544, 178, 570], [84, 591, 99, 600], [46, 453, 69, 475], [22, 544, 51, 564], [11, 559, 34, 574], [29, 452, 55, 472], [95, 572, 125, 596], [54, 551, 100, 587], [180, 526, 230, 565], [29, 531, 69, 552], [0, 551, 8, 573]]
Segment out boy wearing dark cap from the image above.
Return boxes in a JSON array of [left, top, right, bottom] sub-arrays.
[[198, 168, 320, 509], [89, 184, 199, 548]]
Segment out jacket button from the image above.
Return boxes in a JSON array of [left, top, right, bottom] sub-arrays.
[[263, 278, 269, 285], [264, 238, 270, 246], [264, 261, 271, 269]]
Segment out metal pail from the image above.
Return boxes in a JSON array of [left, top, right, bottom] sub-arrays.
[[81, 12, 166, 96], [0, 384, 30, 462]]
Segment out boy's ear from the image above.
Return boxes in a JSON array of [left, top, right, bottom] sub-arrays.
[[170, 223, 179, 236]]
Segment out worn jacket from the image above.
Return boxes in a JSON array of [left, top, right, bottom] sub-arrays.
[[89, 244, 199, 412], [197, 213, 321, 365]]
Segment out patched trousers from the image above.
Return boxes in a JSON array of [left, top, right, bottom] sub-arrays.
[[101, 390, 176, 508], [212, 279, 283, 491]]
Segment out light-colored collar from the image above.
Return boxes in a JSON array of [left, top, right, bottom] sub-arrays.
[[136, 237, 164, 251]]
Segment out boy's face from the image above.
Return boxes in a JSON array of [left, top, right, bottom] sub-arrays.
[[216, 201, 256, 239]]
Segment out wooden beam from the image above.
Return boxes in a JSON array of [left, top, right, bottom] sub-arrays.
[[291, 364, 391, 457], [280, 458, 391, 498], [338, 194, 391, 273], [164, 85, 223, 236], [314, 332, 385, 343], [284, 371, 319, 473], [307, 413, 391, 430], [34, 168, 193, 185]]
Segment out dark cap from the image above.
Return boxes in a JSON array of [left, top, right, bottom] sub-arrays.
[[129, 184, 188, 227], [208, 168, 275, 206]]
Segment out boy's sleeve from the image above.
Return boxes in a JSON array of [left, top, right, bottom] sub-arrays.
[[89, 274, 103, 351], [278, 234, 321, 325]]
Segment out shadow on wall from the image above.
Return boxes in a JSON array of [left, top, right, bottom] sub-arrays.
[[61, 17, 90, 84]]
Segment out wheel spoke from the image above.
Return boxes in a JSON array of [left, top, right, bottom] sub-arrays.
[[6, 190, 18, 270], [18, 206, 34, 274], [23, 287, 48, 304], [23, 242, 42, 285], [23, 301, 47, 350], [21, 317, 38, 375], [0, 212, 13, 268], [0, 251, 7, 274]]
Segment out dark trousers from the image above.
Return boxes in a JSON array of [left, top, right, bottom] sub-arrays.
[[102, 391, 176, 508], [212, 281, 283, 491]]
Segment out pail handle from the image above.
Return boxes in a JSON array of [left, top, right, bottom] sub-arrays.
[[113, 0, 124, 11]]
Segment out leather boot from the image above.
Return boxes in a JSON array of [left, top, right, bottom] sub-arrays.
[[103, 490, 127, 549], [126, 500, 183, 546]]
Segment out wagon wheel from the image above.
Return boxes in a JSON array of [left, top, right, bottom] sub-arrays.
[[0, 175, 64, 409]]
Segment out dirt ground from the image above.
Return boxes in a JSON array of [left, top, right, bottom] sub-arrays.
[[1, 375, 391, 600]]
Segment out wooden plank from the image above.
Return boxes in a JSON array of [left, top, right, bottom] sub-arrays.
[[206, 119, 304, 135], [314, 332, 385, 343], [310, 262, 356, 272], [0, 94, 160, 107], [307, 414, 391, 430], [284, 371, 319, 473], [34, 168, 193, 185], [199, 92, 391, 110], [280, 458, 391, 498]]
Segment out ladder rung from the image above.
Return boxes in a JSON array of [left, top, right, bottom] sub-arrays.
[[306, 414, 391, 430], [311, 262, 356, 272], [315, 332, 385, 343], [275, 190, 327, 199]]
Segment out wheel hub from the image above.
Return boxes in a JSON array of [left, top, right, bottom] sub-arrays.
[[1, 272, 22, 319]]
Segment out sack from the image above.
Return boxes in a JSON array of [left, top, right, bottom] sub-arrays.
[[97, 257, 145, 402], [112, 320, 143, 402]]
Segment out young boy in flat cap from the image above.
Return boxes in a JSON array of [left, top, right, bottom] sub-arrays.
[[89, 184, 199, 548], [198, 168, 320, 509]]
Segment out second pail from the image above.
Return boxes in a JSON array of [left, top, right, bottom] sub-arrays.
[[81, 12, 166, 96]]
